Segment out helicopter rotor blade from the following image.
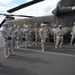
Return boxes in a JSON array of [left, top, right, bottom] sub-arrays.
[[0, 13, 7, 16], [0, 13, 35, 18], [10, 14, 35, 18], [0, 14, 35, 28], [7, 0, 44, 13]]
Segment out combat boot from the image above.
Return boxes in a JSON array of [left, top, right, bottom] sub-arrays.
[[5, 54, 9, 58], [25, 45, 28, 47], [59, 45, 62, 48], [35, 43, 37, 45], [8, 52, 15, 56], [12, 48, 15, 51], [20, 45, 23, 47], [42, 48, 44, 52], [55, 45, 58, 49], [70, 43, 72, 45], [28, 44, 32, 47], [18, 46, 20, 48]]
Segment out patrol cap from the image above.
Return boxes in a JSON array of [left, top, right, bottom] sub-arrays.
[[17, 26, 21, 29], [54, 24, 56, 27], [23, 24, 26, 27], [45, 23, 48, 26], [35, 23, 39, 27], [3, 22, 8, 26], [10, 27, 13, 30], [14, 24, 16, 27], [41, 23, 46, 27], [25, 25, 28, 28], [59, 25, 62, 27]]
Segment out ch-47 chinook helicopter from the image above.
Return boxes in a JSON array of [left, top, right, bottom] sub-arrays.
[[0, 0, 44, 27], [52, 0, 75, 43]]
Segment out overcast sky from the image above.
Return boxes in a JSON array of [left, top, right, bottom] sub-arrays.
[[0, 0, 60, 23]]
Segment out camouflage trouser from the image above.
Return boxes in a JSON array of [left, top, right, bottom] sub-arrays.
[[4, 40, 12, 55], [41, 38, 46, 49], [25, 35, 31, 46], [55, 35, 63, 47], [11, 38, 16, 48], [17, 37, 22, 46], [53, 34, 56, 43], [70, 34, 75, 44], [35, 34, 40, 44]]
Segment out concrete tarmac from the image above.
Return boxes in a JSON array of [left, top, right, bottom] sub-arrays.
[[0, 35, 75, 75]]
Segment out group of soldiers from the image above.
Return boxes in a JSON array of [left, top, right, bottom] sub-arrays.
[[51, 22, 75, 48], [1, 21, 75, 60], [0, 22, 50, 59]]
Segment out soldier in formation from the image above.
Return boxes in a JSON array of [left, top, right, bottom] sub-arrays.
[[10, 27, 17, 51], [51, 24, 57, 43], [1, 23, 13, 58], [15, 26, 23, 48], [44, 23, 50, 42], [34, 23, 40, 45], [24, 25, 31, 47], [1, 22, 75, 59], [55, 25, 64, 49], [70, 22, 75, 45], [29, 25, 35, 45], [39, 23, 47, 51]]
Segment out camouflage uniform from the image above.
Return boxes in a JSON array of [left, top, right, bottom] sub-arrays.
[[70, 23, 75, 45], [10, 27, 17, 51], [45, 25, 50, 42], [24, 25, 31, 47], [55, 25, 64, 48], [16, 26, 23, 48], [1, 23, 12, 58], [39, 23, 47, 51], [29, 25, 35, 44], [51, 25, 57, 43], [34, 27, 40, 45]]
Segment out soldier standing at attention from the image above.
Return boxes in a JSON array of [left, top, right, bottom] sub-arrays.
[[44, 23, 50, 43], [29, 25, 34, 45], [1, 23, 12, 58], [24, 25, 31, 47], [34, 23, 40, 45], [16, 26, 23, 48], [51, 24, 57, 43], [10, 27, 16, 51], [70, 22, 75, 45], [39, 23, 47, 52], [55, 25, 64, 49]]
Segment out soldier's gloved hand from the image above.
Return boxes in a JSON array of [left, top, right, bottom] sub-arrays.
[[8, 37, 12, 40]]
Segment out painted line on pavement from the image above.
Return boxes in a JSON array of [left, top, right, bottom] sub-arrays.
[[20, 48, 75, 58]]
